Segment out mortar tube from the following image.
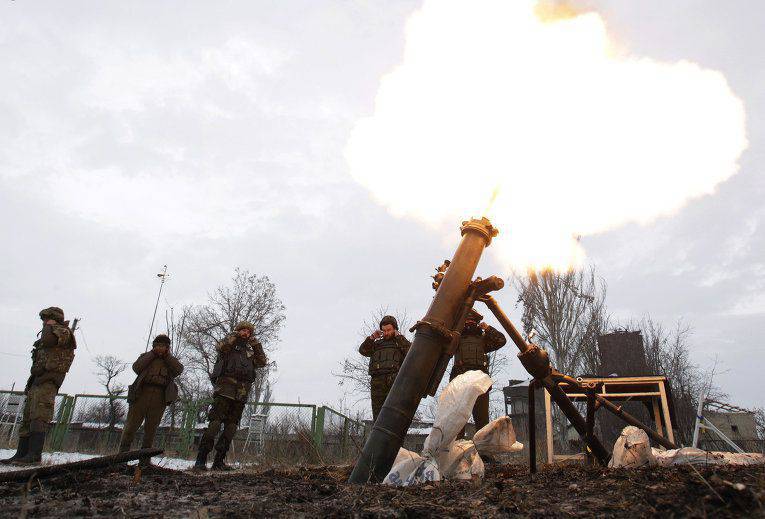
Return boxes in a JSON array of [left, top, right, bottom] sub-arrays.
[[348, 218, 497, 484]]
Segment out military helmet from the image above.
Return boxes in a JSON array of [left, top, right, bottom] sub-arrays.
[[466, 308, 483, 323], [39, 306, 65, 323], [235, 321, 255, 333], [152, 334, 171, 346], [379, 315, 399, 330]]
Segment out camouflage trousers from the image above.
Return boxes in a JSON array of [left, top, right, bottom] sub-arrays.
[[119, 385, 167, 452], [370, 373, 397, 423], [20, 381, 58, 436], [199, 395, 246, 454]]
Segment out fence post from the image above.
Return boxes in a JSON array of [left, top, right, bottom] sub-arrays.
[[49, 395, 75, 452], [341, 416, 350, 457], [178, 400, 200, 457], [313, 406, 325, 451]]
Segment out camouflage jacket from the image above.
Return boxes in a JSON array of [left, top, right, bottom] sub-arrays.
[[27, 322, 76, 391], [211, 333, 268, 402], [127, 351, 184, 404]]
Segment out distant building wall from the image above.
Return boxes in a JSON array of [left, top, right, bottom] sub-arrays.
[[597, 331, 649, 377]]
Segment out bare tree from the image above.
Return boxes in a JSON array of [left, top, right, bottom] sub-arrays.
[[93, 354, 128, 430], [333, 307, 411, 399], [514, 266, 609, 377], [637, 316, 725, 445], [513, 266, 608, 446], [183, 268, 285, 405], [753, 407, 765, 442]]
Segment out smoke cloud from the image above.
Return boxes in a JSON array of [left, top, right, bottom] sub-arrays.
[[345, 0, 747, 270]]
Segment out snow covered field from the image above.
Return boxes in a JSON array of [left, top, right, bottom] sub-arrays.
[[0, 449, 196, 472]]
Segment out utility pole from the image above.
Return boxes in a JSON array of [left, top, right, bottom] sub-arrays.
[[145, 265, 169, 351]]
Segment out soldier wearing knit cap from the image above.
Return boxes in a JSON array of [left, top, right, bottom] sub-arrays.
[[119, 334, 184, 466]]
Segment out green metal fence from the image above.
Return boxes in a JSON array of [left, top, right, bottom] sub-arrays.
[[0, 390, 367, 464]]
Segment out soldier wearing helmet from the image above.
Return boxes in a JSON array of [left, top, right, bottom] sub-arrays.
[[359, 315, 411, 422], [450, 308, 506, 436], [2, 307, 76, 465], [195, 321, 267, 471], [119, 334, 184, 467]]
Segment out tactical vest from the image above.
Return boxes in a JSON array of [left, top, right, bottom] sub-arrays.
[[143, 357, 170, 386], [368, 338, 404, 376], [32, 324, 75, 376], [213, 338, 256, 384], [454, 333, 488, 372]]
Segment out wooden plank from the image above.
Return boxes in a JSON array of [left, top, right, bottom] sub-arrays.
[[544, 387, 553, 464], [562, 392, 661, 399], [658, 381, 675, 444], [652, 398, 664, 437]]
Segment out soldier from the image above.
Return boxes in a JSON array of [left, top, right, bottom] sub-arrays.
[[358, 315, 411, 422], [450, 309, 506, 436], [1, 307, 76, 465], [194, 321, 267, 471], [118, 334, 184, 466]]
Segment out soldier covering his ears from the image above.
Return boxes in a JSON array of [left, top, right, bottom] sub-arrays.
[[450, 308, 506, 436], [194, 321, 267, 471], [119, 334, 184, 466], [358, 315, 411, 422]]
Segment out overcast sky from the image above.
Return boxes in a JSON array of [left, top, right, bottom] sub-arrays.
[[1, 1, 762, 416]]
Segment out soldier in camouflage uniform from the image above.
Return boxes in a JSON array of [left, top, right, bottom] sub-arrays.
[[1, 307, 76, 465], [194, 321, 267, 471], [450, 309, 506, 435], [119, 334, 184, 466], [359, 315, 411, 422]]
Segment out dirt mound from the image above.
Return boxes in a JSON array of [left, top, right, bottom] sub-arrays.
[[0, 462, 762, 517]]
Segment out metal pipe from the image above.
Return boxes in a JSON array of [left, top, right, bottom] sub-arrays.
[[528, 381, 537, 474], [348, 218, 497, 484], [585, 390, 595, 466], [595, 394, 677, 450], [480, 295, 611, 465], [480, 295, 528, 353]]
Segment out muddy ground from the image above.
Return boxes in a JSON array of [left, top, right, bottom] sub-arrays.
[[0, 462, 763, 518]]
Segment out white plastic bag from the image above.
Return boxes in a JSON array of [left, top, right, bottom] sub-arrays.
[[473, 416, 524, 456], [384, 455, 440, 486], [422, 370, 493, 458], [383, 371, 492, 486], [609, 426, 656, 468], [652, 447, 765, 467], [435, 439, 484, 480]]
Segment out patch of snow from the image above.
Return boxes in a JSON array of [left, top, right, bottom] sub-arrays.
[[0, 448, 197, 473]]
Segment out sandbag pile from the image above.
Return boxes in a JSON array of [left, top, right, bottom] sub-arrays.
[[652, 447, 765, 467], [609, 425, 765, 468], [383, 371, 523, 486]]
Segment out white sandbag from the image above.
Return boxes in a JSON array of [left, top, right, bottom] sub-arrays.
[[652, 447, 765, 467], [384, 455, 440, 486], [609, 426, 656, 468], [422, 370, 493, 458], [383, 371, 492, 486], [473, 416, 524, 456], [435, 439, 484, 480], [392, 447, 420, 467]]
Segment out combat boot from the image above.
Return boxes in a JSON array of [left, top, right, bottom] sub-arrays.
[[193, 448, 210, 471], [13, 432, 45, 465], [0, 436, 29, 464], [211, 450, 234, 471]]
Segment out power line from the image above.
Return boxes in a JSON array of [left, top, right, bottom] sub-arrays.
[[0, 351, 26, 358], [77, 326, 93, 357]]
